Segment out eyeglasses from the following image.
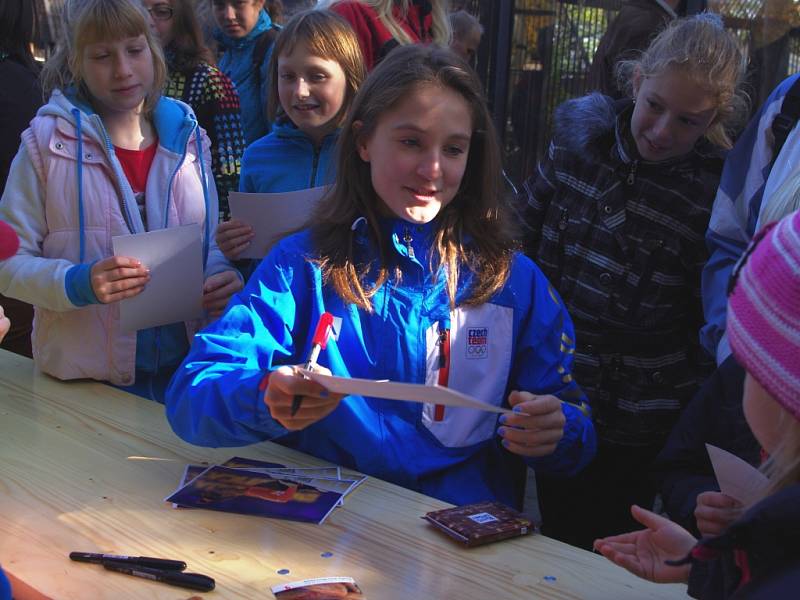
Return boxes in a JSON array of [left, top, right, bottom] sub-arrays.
[[147, 4, 174, 21]]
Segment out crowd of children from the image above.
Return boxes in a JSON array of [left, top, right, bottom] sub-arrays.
[[0, 1, 799, 598]]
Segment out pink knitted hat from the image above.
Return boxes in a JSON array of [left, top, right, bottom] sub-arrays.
[[728, 210, 800, 418]]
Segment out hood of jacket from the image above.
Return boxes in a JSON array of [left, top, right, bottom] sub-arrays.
[[41, 89, 199, 155]]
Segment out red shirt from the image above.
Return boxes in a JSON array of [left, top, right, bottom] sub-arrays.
[[114, 142, 158, 194], [330, 1, 433, 70]]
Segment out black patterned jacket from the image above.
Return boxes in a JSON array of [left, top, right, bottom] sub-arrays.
[[521, 93, 721, 446]]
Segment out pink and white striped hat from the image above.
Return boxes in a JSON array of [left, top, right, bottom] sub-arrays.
[[727, 210, 800, 418]]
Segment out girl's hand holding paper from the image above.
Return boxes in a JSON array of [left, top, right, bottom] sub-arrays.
[[215, 218, 254, 261], [90, 255, 150, 304], [264, 365, 345, 431], [498, 391, 566, 457]]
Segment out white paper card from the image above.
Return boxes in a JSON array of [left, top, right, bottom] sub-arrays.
[[301, 370, 513, 415], [706, 443, 770, 506], [113, 224, 204, 331], [228, 186, 328, 259]]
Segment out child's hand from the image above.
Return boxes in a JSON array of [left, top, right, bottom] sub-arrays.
[[498, 391, 566, 457], [594, 505, 696, 584], [90, 256, 149, 303], [202, 270, 243, 317], [216, 219, 254, 260], [263, 365, 345, 431], [0, 304, 10, 343], [694, 491, 742, 537]]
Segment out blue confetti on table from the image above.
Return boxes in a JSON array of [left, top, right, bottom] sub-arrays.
[[277, 569, 290, 575], [321, 552, 333, 558], [543, 575, 557, 582]]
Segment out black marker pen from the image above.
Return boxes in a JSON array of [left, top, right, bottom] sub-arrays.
[[69, 551, 187, 571], [102, 562, 215, 592]]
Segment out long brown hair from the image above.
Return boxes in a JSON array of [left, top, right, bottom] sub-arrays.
[[310, 44, 516, 312], [166, 0, 216, 72], [267, 9, 365, 124]]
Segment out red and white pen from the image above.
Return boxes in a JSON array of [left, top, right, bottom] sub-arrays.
[[290, 312, 339, 416]]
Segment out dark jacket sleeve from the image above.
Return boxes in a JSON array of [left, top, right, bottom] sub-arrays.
[[520, 139, 560, 257], [651, 355, 758, 536]]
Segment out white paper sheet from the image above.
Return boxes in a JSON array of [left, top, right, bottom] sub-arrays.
[[228, 186, 329, 259], [112, 224, 204, 332], [706, 443, 770, 506], [300, 369, 513, 415]]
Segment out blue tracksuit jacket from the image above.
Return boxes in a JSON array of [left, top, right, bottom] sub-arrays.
[[166, 217, 596, 507]]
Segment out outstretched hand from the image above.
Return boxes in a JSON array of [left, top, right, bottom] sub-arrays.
[[594, 505, 696, 584], [498, 391, 565, 457], [264, 365, 345, 431]]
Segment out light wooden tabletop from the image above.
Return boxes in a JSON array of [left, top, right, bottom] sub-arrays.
[[0, 350, 687, 599]]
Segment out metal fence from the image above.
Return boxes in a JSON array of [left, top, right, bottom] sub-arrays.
[[32, 0, 800, 186], [464, 0, 800, 187]]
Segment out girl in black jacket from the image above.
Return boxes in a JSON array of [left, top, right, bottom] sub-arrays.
[[595, 210, 800, 599]]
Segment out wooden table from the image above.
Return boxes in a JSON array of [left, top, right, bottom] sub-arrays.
[[0, 350, 687, 599]]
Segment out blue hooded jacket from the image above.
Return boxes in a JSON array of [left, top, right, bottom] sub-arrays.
[[166, 218, 596, 508], [215, 9, 273, 145], [240, 121, 338, 193]]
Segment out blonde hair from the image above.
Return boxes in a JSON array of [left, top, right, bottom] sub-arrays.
[[323, 0, 451, 46], [757, 169, 800, 231], [267, 10, 366, 124], [41, 0, 167, 116], [759, 412, 800, 499], [616, 13, 748, 149]]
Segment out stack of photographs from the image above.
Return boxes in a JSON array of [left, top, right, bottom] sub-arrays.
[[164, 457, 367, 524]]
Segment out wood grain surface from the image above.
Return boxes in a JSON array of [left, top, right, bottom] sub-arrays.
[[0, 350, 687, 599]]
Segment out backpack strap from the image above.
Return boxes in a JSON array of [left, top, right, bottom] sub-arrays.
[[771, 76, 800, 159], [251, 26, 280, 89]]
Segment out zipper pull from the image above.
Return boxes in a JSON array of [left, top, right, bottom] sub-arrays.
[[403, 228, 415, 259], [626, 161, 638, 185], [558, 207, 569, 231], [437, 327, 448, 368]]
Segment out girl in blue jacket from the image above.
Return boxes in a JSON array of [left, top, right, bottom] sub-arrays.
[[216, 9, 366, 262], [166, 45, 596, 508], [211, 0, 275, 144]]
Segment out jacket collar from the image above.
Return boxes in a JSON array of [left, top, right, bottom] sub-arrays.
[[50, 89, 197, 154], [214, 9, 272, 50], [273, 120, 339, 144]]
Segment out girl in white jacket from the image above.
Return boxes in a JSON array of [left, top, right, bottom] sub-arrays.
[[0, 0, 241, 400]]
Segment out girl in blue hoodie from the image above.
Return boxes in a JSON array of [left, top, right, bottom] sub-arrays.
[[216, 9, 366, 262], [211, 0, 276, 144]]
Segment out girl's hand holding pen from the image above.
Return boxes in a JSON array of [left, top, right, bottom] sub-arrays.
[[264, 365, 345, 430], [90, 255, 149, 303], [498, 391, 566, 457]]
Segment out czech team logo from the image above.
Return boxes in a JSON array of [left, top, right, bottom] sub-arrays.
[[466, 327, 488, 359]]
